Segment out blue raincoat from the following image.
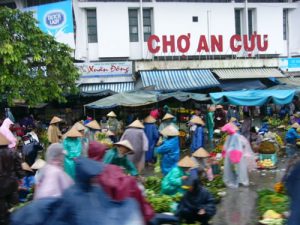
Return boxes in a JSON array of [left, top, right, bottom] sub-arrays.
[[63, 137, 82, 180], [144, 123, 159, 163], [191, 126, 204, 153], [155, 137, 180, 176]]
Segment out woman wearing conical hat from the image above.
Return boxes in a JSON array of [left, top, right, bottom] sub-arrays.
[[159, 113, 179, 132], [107, 111, 119, 135], [47, 116, 63, 144], [85, 120, 101, 141], [161, 156, 197, 195], [120, 120, 149, 173], [155, 125, 180, 176], [190, 116, 205, 154], [144, 115, 159, 165], [63, 128, 83, 180]]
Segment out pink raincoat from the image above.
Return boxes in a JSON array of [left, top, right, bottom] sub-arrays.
[[0, 118, 17, 149]]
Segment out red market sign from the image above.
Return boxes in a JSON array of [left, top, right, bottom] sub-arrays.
[[147, 33, 268, 54]]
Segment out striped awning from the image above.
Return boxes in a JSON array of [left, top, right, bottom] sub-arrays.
[[79, 82, 134, 96], [213, 68, 285, 80], [140, 70, 219, 91], [277, 77, 300, 86]]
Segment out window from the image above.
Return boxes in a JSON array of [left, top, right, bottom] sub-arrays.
[[192, 16, 198, 22], [248, 9, 253, 37], [235, 9, 241, 35], [143, 9, 152, 42], [86, 9, 98, 43], [129, 9, 139, 42], [283, 9, 288, 40]]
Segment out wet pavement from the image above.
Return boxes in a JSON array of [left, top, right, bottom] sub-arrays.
[[212, 158, 287, 225]]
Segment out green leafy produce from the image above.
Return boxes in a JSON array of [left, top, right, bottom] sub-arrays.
[[145, 176, 162, 194], [146, 193, 173, 213], [257, 189, 289, 216]]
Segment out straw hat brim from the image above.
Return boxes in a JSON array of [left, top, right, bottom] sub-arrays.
[[65, 128, 83, 138], [160, 125, 179, 136], [107, 111, 117, 117], [144, 116, 156, 123], [178, 156, 197, 168], [162, 113, 175, 121], [128, 120, 145, 129], [86, 120, 101, 130], [31, 159, 46, 170], [50, 116, 62, 124], [192, 148, 210, 158], [190, 116, 205, 126], [72, 122, 86, 131], [292, 123, 300, 129], [114, 140, 134, 154]]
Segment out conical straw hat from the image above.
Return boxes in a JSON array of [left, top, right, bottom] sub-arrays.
[[106, 130, 115, 137], [144, 115, 156, 123], [216, 105, 223, 109], [178, 156, 197, 168], [22, 162, 33, 172], [50, 116, 62, 124], [107, 111, 117, 117], [72, 122, 86, 131], [192, 147, 210, 158], [162, 113, 175, 121], [31, 159, 46, 170], [86, 120, 101, 130], [160, 125, 179, 137], [128, 120, 144, 129], [65, 128, 82, 138], [277, 125, 286, 129], [0, 133, 10, 146], [190, 116, 205, 126], [292, 123, 300, 129], [114, 140, 134, 153]]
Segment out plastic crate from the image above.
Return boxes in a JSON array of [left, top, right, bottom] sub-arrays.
[[259, 153, 277, 164]]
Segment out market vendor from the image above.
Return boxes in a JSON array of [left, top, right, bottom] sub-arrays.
[[155, 125, 180, 176], [159, 113, 178, 132], [161, 156, 197, 195], [85, 120, 101, 141], [250, 127, 263, 153], [285, 123, 300, 158], [214, 105, 226, 129], [47, 116, 63, 144], [103, 140, 138, 176], [190, 116, 205, 153], [63, 128, 83, 180], [72, 121, 89, 155], [120, 120, 148, 173], [191, 147, 213, 181], [221, 122, 255, 188], [107, 111, 119, 136], [176, 176, 216, 225], [144, 115, 159, 165], [227, 105, 240, 122]]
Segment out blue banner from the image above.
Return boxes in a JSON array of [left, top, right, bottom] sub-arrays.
[[24, 0, 75, 49], [279, 58, 300, 72]]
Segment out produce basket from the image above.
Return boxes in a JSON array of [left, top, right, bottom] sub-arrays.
[[259, 153, 277, 164]]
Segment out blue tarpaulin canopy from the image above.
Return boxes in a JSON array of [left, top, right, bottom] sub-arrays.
[[210, 90, 295, 106]]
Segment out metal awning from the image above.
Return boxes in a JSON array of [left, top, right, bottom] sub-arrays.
[[220, 79, 266, 91], [277, 77, 300, 86], [140, 69, 219, 91], [213, 68, 285, 80], [79, 82, 134, 96]]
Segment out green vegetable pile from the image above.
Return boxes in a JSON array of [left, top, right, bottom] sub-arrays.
[[204, 176, 226, 204], [257, 189, 289, 216], [144, 176, 161, 193]]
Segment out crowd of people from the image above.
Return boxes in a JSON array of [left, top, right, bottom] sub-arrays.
[[1, 101, 300, 225]]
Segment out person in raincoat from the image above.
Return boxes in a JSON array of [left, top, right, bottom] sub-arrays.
[[88, 141, 155, 224], [47, 116, 62, 144], [191, 147, 213, 181], [161, 156, 197, 195], [221, 122, 255, 188], [0, 133, 24, 225], [0, 118, 17, 149], [176, 176, 216, 225], [155, 125, 180, 176], [159, 113, 178, 132], [206, 106, 215, 143], [285, 123, 300, 158], [85, 120, 101, 141], [283, 156, 300, 225], [120, 120, 149, 172], [63, 128, 83, 180], [72, 121, 89, 156], [214, 105, 226, 129], [34, 143, 74, 200], [103, 140, 138, 176], [144, 115, 159, 165], [190, 116, 205, 153], [107, 111, 119, 135]]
